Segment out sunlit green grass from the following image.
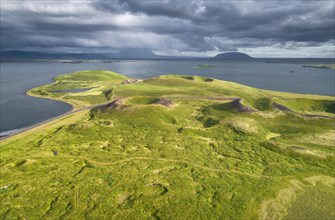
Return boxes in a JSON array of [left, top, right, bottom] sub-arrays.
[[1, 70, 334, 219], [285, 183, 335, 220]]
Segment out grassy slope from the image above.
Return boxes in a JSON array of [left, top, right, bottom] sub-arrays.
[[1, 70, 334, 219], [285, 182, 335, 220]]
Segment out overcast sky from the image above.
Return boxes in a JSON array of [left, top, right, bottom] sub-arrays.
[[1, 0, 334, 57]]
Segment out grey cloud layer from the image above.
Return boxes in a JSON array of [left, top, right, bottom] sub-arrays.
[[1, 0, 334, 56]]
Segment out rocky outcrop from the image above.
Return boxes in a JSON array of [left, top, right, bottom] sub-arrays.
[[229, 99, 256, 113], [151, 98, 174, 107]]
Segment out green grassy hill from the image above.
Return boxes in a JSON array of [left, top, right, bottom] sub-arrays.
[[1, 70, 334, 219]]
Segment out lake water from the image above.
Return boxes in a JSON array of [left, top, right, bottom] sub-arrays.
[[1, 60, 334, 134]]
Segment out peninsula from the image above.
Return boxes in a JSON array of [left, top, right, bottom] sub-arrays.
[[1, 70, 334, 219]]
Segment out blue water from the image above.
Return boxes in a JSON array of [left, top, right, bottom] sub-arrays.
[[0, 60, 334, 133]]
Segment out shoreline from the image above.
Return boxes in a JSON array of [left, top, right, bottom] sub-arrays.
[[0, 102, 110, 141], [0, 88, 75, 140], [2, 70, 334, 141], [1, 70, 125, 141], [0, 106, 76, 141]]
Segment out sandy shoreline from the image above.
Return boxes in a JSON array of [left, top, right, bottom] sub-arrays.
[[0, 107, 75, 140], [0, 101, 112, 141]]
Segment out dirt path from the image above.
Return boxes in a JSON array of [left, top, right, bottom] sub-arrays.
[[52, 155, 292, 179], [165, 95, 238, 101]]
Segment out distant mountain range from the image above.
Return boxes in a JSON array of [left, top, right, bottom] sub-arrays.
[[1, 49, 255, 61], [213, 52, 253, 60], [0, 49, 182, 60], [1, 50, 333, 63]]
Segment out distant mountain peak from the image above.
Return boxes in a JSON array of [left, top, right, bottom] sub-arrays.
[[213, 52, 253, 60], [0, 49, 160, 60]]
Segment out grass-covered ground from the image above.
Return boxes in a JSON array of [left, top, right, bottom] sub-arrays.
[[1, 70, 334, 219]]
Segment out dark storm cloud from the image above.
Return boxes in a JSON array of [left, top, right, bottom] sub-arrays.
[[1, 0, 334, 57], [92, 0, 335, 42]]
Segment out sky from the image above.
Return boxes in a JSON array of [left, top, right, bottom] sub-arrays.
[[1, 0, 334, 58]]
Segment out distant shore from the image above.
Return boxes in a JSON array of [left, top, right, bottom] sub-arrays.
[[302, 64, 335, 69]]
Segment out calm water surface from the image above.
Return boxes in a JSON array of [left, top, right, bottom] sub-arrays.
[[1, 60, 334, 134]]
